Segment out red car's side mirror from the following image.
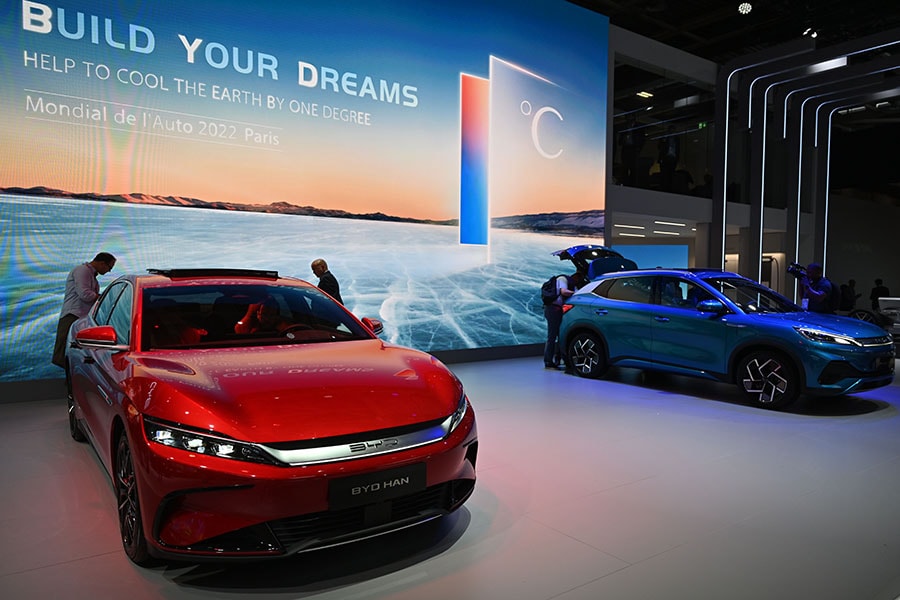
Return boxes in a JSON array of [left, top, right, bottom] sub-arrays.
[[361, 317, 384, 336], [74, 325, 127, 350]]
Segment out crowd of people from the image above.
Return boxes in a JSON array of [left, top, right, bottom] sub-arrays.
[[785, 265, 891, 318], [835, 276, 892, 313]]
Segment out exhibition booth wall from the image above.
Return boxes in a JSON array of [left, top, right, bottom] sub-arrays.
[[1, 0, 611, 383]]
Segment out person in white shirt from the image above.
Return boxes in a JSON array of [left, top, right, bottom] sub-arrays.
[[52, 252, 116, 368]]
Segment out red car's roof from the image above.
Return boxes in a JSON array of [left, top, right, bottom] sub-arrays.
[[135, 268, 302, 289]]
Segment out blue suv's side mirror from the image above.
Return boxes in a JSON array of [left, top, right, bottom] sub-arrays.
[[697, 299, 727, 314]]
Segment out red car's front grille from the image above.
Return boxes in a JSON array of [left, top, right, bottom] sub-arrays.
[[268, 482, 458, 552], [161, 439, 477, 558], [170, 478, 476, 557]]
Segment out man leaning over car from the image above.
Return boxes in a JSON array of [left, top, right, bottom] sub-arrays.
[[52, 252, 116, 367]]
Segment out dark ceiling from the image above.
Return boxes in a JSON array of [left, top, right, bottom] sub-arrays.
[[571, 0, 900, 65], [570, 0, 900, 200]]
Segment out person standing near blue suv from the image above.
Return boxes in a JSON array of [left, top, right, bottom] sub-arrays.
[[544, 272, 578, 369], [798, 262, 835, 314]]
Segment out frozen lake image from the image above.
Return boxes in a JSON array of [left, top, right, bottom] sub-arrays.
[[0, 195, 598, 381]]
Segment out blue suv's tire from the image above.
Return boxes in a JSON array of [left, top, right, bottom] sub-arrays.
[[736, 350, 800, 409], [567, 332, 608, 378]]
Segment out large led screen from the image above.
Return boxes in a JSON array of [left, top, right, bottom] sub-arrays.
[[1, 0, 609, 382]]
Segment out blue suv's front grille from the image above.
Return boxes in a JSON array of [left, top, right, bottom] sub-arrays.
[[819, 357, 894, 384], [858, 335, 893, 347]]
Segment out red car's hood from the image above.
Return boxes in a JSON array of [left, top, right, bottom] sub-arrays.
[[129, 340, 463, 443]]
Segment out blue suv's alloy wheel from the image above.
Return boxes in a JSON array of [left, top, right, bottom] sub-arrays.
[[737, 351, 799, 409], [569, 332, 608, 378]]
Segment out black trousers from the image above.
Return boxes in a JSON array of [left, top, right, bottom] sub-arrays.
[[543, 304, 563, 366], [52, 313, 79, 368]]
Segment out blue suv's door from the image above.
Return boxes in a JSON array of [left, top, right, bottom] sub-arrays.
[[596, 275, 656, 362], [650, 276, 729, 376]]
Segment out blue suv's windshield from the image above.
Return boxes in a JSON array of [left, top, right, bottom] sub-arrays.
[[702, 276, 801, 314]]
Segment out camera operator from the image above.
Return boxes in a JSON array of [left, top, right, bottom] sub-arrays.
[[798, 262, 835, 314]]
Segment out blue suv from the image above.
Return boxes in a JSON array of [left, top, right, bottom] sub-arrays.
[[559, 268, 895, 409]]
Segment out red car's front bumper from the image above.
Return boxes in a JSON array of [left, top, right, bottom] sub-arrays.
[[128, 410, 477, 560]]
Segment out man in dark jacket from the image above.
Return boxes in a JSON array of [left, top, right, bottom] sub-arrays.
[[311, 258, 343, 304], [799, 263, 834, 314], [870, 278, 890, 311]]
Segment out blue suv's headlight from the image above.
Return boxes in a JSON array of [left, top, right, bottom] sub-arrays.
[[794, 326, 861, 347]]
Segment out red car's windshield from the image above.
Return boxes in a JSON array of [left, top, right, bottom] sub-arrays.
[[141, 284, 371, 350]]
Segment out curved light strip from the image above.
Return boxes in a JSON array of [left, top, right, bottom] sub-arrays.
[[820, 88, 900, 273], [718, 41, 817, 269], [754, 72, 825, 283], [747, 58, 846, 128], [782, 67, 896, 138], [812, 82, 897, 146], [786, 80, 897, 298], [720, 33, 899, 272], [747, 67, 851, 284], [749, 38, 900, 128], [730, 33, 900, 283]]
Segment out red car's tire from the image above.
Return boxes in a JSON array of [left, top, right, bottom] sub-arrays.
[[66, 366, 86, 443], [115, 432, 154, 566]]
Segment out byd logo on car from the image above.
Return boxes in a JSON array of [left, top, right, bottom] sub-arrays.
[[349, 438, 399, 453]]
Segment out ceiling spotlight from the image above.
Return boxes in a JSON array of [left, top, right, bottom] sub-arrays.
[[636, 91, 654, 98], [738, 3, 752, 15], [803, 27, 818, 38]]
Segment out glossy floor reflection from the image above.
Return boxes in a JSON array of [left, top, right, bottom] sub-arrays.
[[1, 358, 899, 600]]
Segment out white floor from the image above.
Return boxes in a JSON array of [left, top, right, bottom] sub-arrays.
[[2, 358, 900, 600]]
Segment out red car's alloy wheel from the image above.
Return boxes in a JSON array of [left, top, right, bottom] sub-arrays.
[[65, 367, 86, 443], [115, 433, 152, 565]]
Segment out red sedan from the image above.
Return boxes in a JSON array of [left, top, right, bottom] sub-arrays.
[[65, 268, 477, 565]]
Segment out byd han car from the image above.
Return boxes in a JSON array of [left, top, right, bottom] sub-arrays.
[[65, 268, 477, 565], [559, 267, 895, 409]]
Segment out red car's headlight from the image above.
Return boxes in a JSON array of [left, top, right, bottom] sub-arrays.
[[448, 392, 469, 434], [143, 417, 282, 465]]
